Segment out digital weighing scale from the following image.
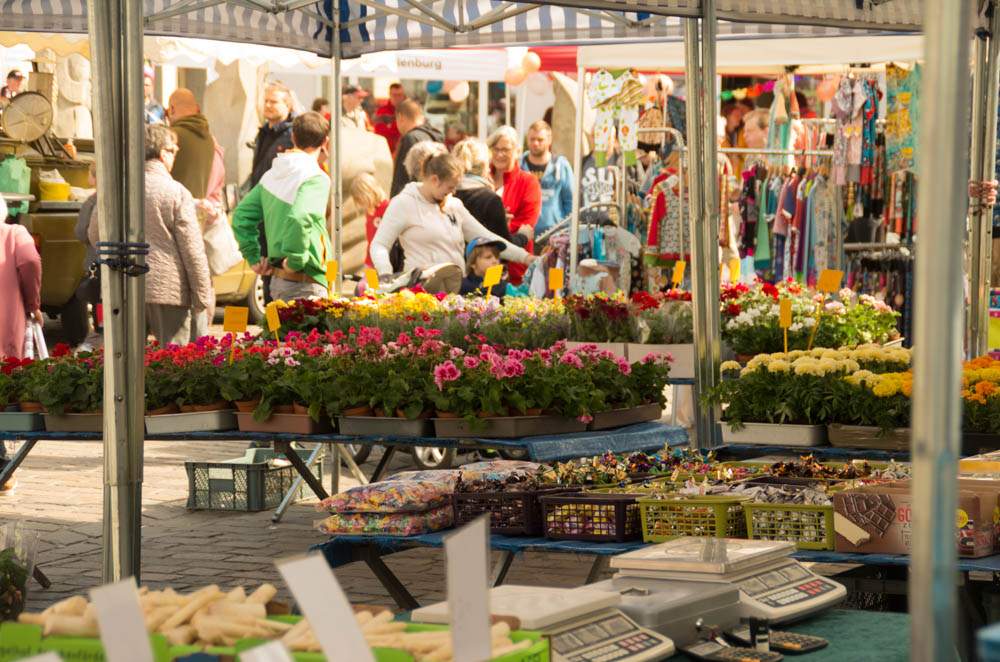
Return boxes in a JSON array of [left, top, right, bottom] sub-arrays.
[[610, 538, 846, 624], [411, 585, 676, 662]]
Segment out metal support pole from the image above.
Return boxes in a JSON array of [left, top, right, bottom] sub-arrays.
[[686, 3, 721, 448], [970, 5, 1000, 356], [478, 80, 489, 140], [910, 1, 973, 660], [88, 0, 146, 582], [330, 0, 344, 292], [569, 65, 585, 289]]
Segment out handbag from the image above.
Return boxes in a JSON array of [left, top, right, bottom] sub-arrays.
[[23, 319, 48, 360], [201, 212, 244, 276]]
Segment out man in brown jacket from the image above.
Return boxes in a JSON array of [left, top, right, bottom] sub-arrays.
[[167, 88, 216, 199]]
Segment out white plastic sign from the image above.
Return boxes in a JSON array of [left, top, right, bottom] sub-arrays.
[[89, 578, 154, 662], [445, 517, 492, 662], [277, 554, 375, 662], [21, 655, 63, 662], [240, 640, 296, 662]]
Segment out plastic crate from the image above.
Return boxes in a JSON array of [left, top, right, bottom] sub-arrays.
[[638, 495, 747, 543], [743, 502, 835, 550], [185, 448, 323, 512], [540, 493, 641, 542], [453, 487, 579, 536]]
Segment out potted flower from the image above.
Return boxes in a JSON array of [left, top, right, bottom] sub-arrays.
[[0, 358, 43, 432], [218, 347, 271, 412], [565, 293, 630, 357], [627, 291, 693, 379], [39, 352, 104, 432], [829, 370, 911, 449]]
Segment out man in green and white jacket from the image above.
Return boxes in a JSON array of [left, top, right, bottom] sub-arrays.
[[233, 111, 332, 300]]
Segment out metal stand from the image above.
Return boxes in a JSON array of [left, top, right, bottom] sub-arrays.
[[271, 443, 325, 523], [274, 441, 329, 501], [585, 556, 610, 584], [357, 544, 420, 610], [492, 551, 516, 586]]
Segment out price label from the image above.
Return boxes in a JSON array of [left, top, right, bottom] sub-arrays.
[[817, 269, 844, 294], [483, 264, 503, 288], [549, 267, 564, 292], [445, 517, 492, 662], [265, 302, 282, 333], [364, 268, 380, 290], [89, 579, 154, 662], [728, 258, 741, 283], [779, 298, 793, 329], [672, 260, 686, 286], [325, 260, 339, 286], [240, 641, 295, 662], [222, 306, 249, 334]]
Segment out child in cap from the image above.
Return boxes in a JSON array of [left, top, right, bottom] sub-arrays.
[[460, 237, 508, 299]]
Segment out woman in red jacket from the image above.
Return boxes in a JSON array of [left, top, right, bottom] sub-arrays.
[[488, 126, 540, 285]]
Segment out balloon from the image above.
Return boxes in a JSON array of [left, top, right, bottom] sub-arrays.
[[504, 67, 526, 87], [526, 72, 550, 96], [426, 80, 443, 94], [522, 51, 541, 74], [448, 81, 470, 103], [732, 88, 747, 101], [816, 75, 841, 103], [442, 80, 458, 93], [720, 90, 733, 101]]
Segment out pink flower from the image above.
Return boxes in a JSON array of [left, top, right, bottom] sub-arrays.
[[433, 361, 462, 390], [501, 358, 525, 379], [578, 414, 594, 424], [397, 332, 412, 346], [463, 356, 481, 369], [616, 358, 632, 375], [559, 353, 584, 369], [212, 354, 225, 366], [358, 326, 383, 347], [450, 347, 465, 359]]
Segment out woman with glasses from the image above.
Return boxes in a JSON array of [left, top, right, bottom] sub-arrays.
[[488, 126, 540, 285], [88, 124, 211, 345]]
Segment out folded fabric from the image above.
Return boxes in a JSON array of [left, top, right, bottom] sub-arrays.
[[317, 479, 451, 514], [317, 505, 454, 536]]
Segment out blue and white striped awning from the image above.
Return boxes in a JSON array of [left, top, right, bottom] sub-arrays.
[[0, 1, 923, 59]]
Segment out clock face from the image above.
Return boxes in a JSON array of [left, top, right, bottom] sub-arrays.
[[2, 92, 53, 142]]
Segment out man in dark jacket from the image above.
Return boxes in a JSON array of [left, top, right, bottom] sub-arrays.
[[249, 83, 295, 188], [167, 88, 215, 199], [390, 99, 444, 196]]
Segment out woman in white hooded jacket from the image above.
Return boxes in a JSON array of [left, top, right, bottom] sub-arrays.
[[370, 153, 533, 291]]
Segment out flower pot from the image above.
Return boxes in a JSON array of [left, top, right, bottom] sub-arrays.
[[434, 415, 587, 439], [721, 422, 828, 447], [827, 424, 909, 451], [565, 341, 627, 359], [146, 410, 237, 435], [180, 401, 230, 413], [18, 401, 44, 413], [233, 399, 260, 413], [627, 343, 695, 380], [435, 411, 460, 419], [735, 353, 756, 364], [343, 405, 374, 417], [373, 408, 388, 418], [524, 408, 544, 417], [588, 403, 663, 430], [339, 416, 432, 437], [43, 413, 103, 433], [146, 403, 180, 416], [0, 412, 44, 432], [477, 410, 507, 418], [293, 403, 310, 416], [236, 412, 334, 434], [273, 404, 295, 414]]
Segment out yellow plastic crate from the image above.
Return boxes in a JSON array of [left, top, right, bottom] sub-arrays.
[[637, 495, 747, 543]]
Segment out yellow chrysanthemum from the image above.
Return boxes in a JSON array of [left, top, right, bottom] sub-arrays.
[[721, 360, 742, 372], [768, 360, 791, 373]]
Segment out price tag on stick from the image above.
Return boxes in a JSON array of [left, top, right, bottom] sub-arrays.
[[277, 555, 375, 662], [89, 578, 155, 662], [672, 260, 686, 288], [223, 306, 249, 364], [364, 268, 380, 291], [483, 264, 503, 298], [549, 267, 564, 295], [728, 258, 741, 284], [817, 269, 844, 294], [445, 517, 492, 662], [265, 302, 282, 338], [779, 298, 793, 353], [325, 260, 339, 297]]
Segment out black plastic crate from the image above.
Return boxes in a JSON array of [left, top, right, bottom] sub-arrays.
[[541, 493, 642, 542], [185, 448, 323, 512], [453, 487, 580, 536]]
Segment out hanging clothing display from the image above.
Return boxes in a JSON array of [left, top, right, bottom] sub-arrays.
[[846, 248, 914, 344], [885, 63, 921, 174], [832, 76, 866, 186], [587, 69, 646, 166]]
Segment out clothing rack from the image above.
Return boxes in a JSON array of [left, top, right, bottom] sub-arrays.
[[844, 242, 913, 252]]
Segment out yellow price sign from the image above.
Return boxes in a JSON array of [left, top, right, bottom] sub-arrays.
[[325, 260, 339, 292], [265, 302, 282, 333], [222, 306, 249, 334], [671, 260, 686, 286], [817, 269, 844, 294], [728, 258, 741, 283], [548, 267, 564, 292], [483, 264, 503, 288], [364, 268, 380, 290], [779, 298, 793, 329]]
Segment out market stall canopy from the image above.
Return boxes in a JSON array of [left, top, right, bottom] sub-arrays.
[[578, 33, 924, 75], [0, 1, 922, 59], [339, 48, 509, 81]]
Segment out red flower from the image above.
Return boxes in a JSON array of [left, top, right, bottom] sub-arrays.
[[761, 282, 779, 300], [726, 303, 742, 316], [51, 343, 73, 358]]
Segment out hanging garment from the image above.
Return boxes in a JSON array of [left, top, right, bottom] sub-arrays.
[[833, 77, 866, 185], [588, 70, 644, 166], [859, 79, 881, 187], [886, 63, 921, 173]]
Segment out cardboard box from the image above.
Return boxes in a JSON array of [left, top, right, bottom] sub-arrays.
[[833, 481, 999, 557]]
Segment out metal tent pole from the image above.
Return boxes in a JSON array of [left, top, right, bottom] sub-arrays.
[[88, 0, 146, 582], [478, 80, 489, 140], [910, 1, 973, 660], [569, 65, 585, 289], [331, 0, 344, 293], [970, 4, 1000, 357]]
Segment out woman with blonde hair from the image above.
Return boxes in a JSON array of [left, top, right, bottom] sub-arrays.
[[452, 138, 512, 242], [350, 173, 388, 269]]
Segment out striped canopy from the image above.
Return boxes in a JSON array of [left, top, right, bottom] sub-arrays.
[[0, 1, 923, 58]]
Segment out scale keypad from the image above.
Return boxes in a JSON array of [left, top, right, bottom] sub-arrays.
[[759, 579, 837, 608], [568, 632, 663, 662]]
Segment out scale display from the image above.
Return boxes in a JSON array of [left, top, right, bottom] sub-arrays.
[[547, 608, 675, 662], [729, 560, 845, 622]]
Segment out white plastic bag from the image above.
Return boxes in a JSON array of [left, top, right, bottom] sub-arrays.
[[202, 216, 243, 276], [22, 319, 48, 360]]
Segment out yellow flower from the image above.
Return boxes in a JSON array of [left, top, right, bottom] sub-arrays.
[[768, 360, 791, 373], [810, 348, 827, 358], [721, 360, 742, 372], [872, 379, 900, 397], [821, 349, 844, 361]]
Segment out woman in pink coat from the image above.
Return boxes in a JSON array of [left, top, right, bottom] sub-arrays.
[[0, 196, 43, 358]]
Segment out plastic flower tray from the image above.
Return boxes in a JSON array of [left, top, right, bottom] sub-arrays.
[[588, 403, 662, 430], [540, 493, 642, 542], [434, 415, 587, 438], [638, 495, 748, 543], [743, 501, 835, 551], [720, 422, 828, 446], [0, 411, 43, 432], [42, 413, 102, 433], [453, 486, 580, 536], [144, 410, 237, 434], [236, 412, 334, 434], [339, 416, 433, 437], [826, 424, 909, 450]]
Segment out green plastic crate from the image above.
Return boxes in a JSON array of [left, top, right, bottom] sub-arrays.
[[0, 621, 172, 662], [638, 495, 747, 543], [743, 502, 835, 550], [185, 448, 323, 512]]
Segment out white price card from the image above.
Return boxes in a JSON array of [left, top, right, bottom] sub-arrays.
[[89, 578, 154, 662], [445, 517, 492, 662], [240, 640, 296, 662], [277, 554, 375, 662], [20, 654, 63, 662]]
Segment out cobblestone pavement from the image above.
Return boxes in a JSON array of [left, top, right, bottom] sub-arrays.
[[1, 439, 616, 612]]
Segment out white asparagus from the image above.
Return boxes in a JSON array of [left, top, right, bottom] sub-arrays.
[[490, 639, 531, 658], [160, 587, 223, 631], [280, 618, 311, 646], [207, 601, 267, 622], [246, 583, 277, 605], [43, 615, 98, 638], [17, 613, 46, 626], [355, 610, 374, 626], [164, 625, 197, 646], [362, 622, 408, 636], [254, 618, 294, 633], [144, 605, 175, 632], [225, 586, 247, 602], [45, 595, 88, 617]]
